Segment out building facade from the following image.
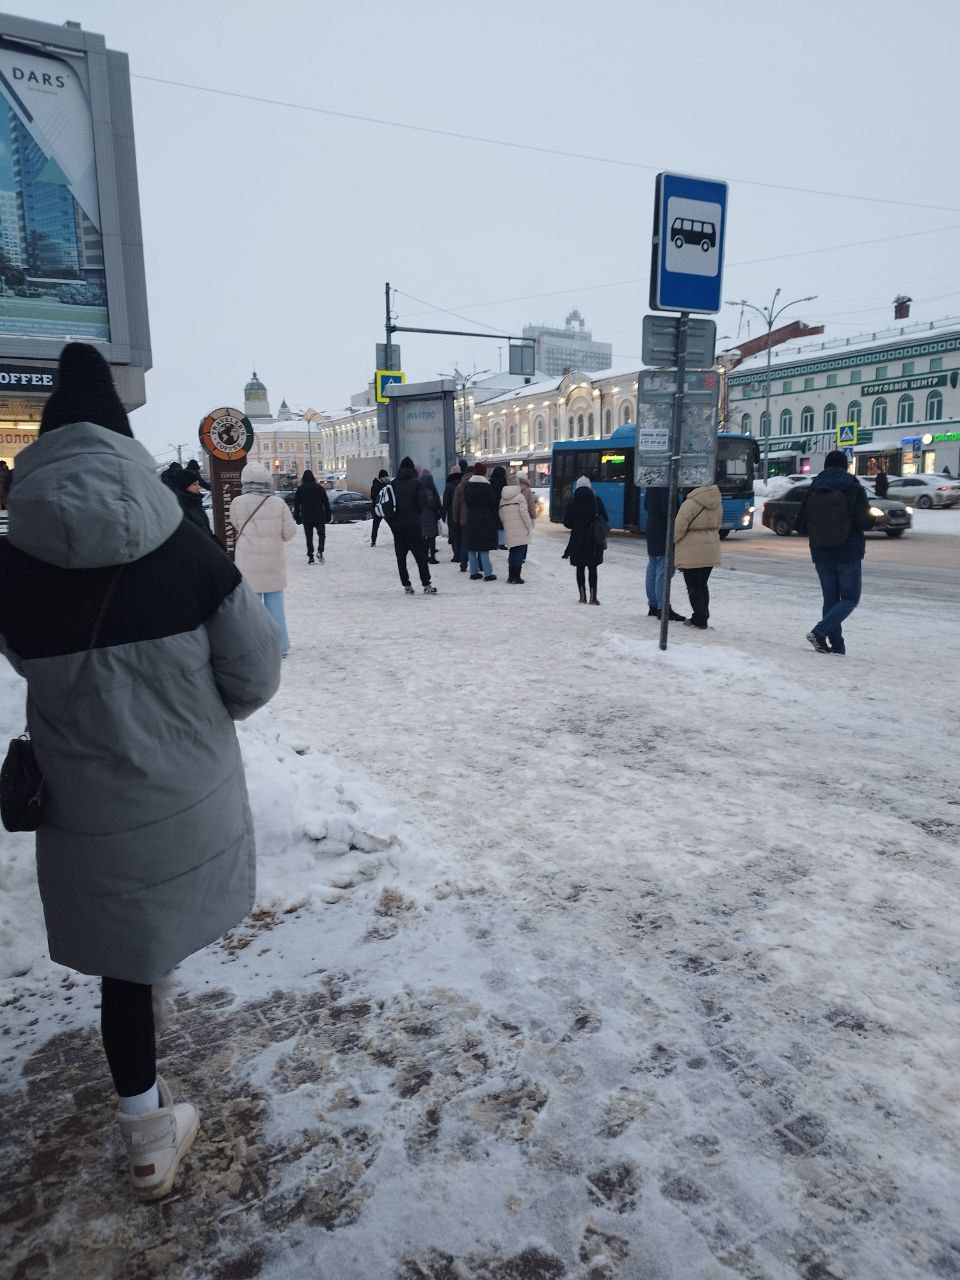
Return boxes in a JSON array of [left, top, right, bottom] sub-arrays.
[[522, 311, 613, 377], [726, 316, 960, 478]]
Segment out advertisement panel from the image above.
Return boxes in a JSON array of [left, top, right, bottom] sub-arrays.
[[0, 42, 108, 341], [386, 380, 456, 489]]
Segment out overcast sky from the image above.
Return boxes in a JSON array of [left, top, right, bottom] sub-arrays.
[[24, 0, 960, 462]]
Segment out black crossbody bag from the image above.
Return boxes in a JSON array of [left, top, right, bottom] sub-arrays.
[[1, 567, 124, 833]]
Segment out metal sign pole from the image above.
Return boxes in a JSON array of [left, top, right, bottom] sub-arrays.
[[658, 311, 689, 651]]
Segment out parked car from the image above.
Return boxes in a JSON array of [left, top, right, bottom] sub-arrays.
[[762, 483, 912, 539], [883, 474, 960, 509], [328, 490, 373, 522]]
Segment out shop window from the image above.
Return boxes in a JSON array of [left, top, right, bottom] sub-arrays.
[[925, 390, 943, 421], [740, 412, 752, 434], [897, 394, 914, 425], [801, 406, 814, 433], [780, 408, 793, 436], [846, 401, 861, 427], [871, 398, 887, 427], [823, 404, 837, 432]]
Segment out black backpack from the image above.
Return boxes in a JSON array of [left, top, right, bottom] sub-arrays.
[[374, 482, 397, 524], [805, 488, 852, 548]]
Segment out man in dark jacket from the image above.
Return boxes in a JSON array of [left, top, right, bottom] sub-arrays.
[[389, 457, 436, 595], [369, 468, 389, 547], [292, 470, 332, 563], [874, 468, 889, 498], [796, 450, 874, 656], [644, 487, 686, 622], [440, 464, 463, 562], [183, 458, 211, 492], [168, 465, 219, 543]]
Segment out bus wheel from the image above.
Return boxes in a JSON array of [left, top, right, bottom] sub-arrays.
[[718, 528, 731, 540]]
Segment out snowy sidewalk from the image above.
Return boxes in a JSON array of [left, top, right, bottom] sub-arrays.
[[2, 520, 958, 1279]]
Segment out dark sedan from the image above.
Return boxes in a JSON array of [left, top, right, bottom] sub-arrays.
[[328, 490, 373, 523], [762, 483, 912, 539]]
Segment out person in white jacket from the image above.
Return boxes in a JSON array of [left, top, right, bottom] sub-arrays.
[[499, 479, 534, 584], [229, 463, 298, 654]]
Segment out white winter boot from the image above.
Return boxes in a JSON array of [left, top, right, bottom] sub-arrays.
[[117, 1075, 200, 1200]]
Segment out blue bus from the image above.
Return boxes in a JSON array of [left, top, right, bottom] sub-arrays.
[[548, 426, 760, 538]]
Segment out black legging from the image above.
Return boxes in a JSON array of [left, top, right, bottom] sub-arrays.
[[303, 522, 326, 557], [576, 565, 598, 592], [101, 976, 156, 1097]]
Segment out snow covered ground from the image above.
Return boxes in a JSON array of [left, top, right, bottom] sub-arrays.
[[2, 519, 959, 1279]]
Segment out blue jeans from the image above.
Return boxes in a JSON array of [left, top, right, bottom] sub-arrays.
[[459, 525, 470, 570], [469, 549, 493, 576], [646, 554, 665, 608], [813, 561, 861, 653], [508, 545, 528, 569], [258, 590, 289, 655]]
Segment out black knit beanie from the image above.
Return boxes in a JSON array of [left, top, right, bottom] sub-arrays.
[[39, 342, 132, 437]]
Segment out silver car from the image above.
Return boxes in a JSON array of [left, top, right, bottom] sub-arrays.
[[884, 474, 960, 509]]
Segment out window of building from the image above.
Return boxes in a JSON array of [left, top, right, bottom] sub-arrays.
[[740, 412, 752, 434], [782, 381, 792, 394], [277, 442, 284, 452], [930, 357, 943, 372], [826, 374, 838, 387], [850, 369, 861, 383], [926, 390, 943, 421], [620, 402, 633, 424], [588, 412, 594, 434], [577, 414, 584, 438], [804, 377, 814, 391], [508, 424, 516, 447], [780, 408, 793, 436], [846, 401, 861, 427], [875, 365, 887, 379], [871, 398, 887, 427], [535, 416, 545, 444], [552, 417, 559, 441], [902, 361, 914, 376], [823, 403, 837, 432], [482, 430, 489, 451], [759, 410, 771, 437], [897, 394, 914, 425], [567, 416, 574, 436], [604, 408, 612, 434], [801, 406, 814, 433], [494, 426, 503, 451]]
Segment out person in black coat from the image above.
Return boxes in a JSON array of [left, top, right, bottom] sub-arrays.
[[873, 468, 889, 498], [563, 476, 608, 605], [170, 466, 219, 542], [369, 468, 389, 546], [440, 464, 462, 562], [490, 465, 508, 548], [389, 457, 435, 594], [292, 470, 332, 563], [644, 487, 685, 621], [463, 463, 499, 580], [184, 458, 211, 492], [419, 468, 442, 564]]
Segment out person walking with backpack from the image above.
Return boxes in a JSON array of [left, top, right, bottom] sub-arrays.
[[562, 476, 608, 604], [292, 470, 332, 564], [386, 457, 436, 594], [229, 462, 298, 654], [419, 467, 442, 564], [674, 483, 722, 630], [369, 468, 389, 547], [499, 476, 533, 583], [464, 462, 500, 581], [795, 450, 874, 656], [0, 342, 281, 1201]]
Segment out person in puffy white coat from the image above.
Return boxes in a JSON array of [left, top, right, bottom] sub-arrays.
[[230, 463, 298, 654], [499, 481, 533, 584]]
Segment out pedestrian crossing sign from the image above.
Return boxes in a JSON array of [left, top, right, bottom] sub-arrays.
[[837, 421, 857, 446], [375, 370, 405, 403]]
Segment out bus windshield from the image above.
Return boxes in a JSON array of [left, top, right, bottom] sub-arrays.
[[716, 436, 757, 496]]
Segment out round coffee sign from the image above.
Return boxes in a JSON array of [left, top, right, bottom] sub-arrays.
[[198, 406, 254, 461]]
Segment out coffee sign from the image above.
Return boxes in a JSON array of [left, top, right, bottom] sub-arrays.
[[0, 364, 57, 390]]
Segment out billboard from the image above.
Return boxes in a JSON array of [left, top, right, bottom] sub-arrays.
[[0, 42, 108, 341], [384, 379, 456, 486]]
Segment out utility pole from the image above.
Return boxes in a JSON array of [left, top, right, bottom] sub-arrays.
[[167, 442, 187, 465], [725, 291, 817, 479]]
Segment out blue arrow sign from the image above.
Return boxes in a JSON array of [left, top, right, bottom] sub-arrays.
[[650, 172, 728, 314]]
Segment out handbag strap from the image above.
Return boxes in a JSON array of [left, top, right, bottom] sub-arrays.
[[235, 493, 273, 541]]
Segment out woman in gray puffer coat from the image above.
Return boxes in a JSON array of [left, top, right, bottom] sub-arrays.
[[0, 344, 281, 1202]]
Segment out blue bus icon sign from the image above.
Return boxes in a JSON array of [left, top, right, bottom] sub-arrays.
[[650, 172, 728, 314]]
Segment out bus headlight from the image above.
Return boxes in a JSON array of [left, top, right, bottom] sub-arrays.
[[746, 505, 755, 514]]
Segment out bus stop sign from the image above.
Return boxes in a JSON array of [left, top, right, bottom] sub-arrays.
[[650, 172, 728, 314]]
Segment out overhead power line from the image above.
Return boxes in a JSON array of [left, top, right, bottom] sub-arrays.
[[134, 74, 960, 216]]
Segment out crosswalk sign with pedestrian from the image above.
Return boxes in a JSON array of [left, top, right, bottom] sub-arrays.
[[837, 421, 857, 446]]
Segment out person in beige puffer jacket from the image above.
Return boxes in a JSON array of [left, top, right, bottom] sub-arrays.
[[674, 482, 722, 630], [499, 481, 534, 583], [229, 463, 298, 654]]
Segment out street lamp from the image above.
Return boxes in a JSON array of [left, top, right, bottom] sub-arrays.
[[725, 290, 817, 479], [439, 366, 490, 458]]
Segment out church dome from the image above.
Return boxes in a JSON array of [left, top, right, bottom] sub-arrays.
[[244, 370, 267, 396]]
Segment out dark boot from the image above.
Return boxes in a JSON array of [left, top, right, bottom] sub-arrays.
[[578, 587, 587, 604], [589, 588, 600, 606]]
